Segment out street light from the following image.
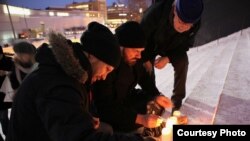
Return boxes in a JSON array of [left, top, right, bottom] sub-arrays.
[[139, 8, 143, 20], [139, 8, 143, 14]]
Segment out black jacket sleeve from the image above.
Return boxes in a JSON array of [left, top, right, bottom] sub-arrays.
[[137, 61, 160, 98], [165, 21, 201, 63], [9, 66, 19, 90], [36, 86, 143, 141], [0, 92, 12, 110], [92, 74, 140, 132], [140, 2, 164, 62]]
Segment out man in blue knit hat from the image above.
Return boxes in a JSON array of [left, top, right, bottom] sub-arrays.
[[141, 0, 203, 119]]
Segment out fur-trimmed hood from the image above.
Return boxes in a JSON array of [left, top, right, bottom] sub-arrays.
[[36, 32, 88, 84]]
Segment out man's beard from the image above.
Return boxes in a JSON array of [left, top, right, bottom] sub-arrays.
[[127, 59, 137, 66]]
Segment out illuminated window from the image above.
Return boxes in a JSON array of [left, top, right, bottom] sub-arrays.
[[75, 5, 89, 9], [57, 12, 69, 16], [49, 12, 54, 16], [3, 5, 31, 16], [119, 13, 127, 16]]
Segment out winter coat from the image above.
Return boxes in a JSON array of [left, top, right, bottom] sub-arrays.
[[0, 55, 14, 110], [9, 59, 38, 90], [0, 55, 13, 86], [92, 59, 160, 132], [141, 0, 201, 63], [6, 36, 143, 141]]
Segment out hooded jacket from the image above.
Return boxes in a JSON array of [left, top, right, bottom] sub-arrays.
[[6, 33, 143, 141]]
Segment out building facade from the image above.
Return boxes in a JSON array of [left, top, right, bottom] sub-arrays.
[[66, 0, 107, 20], [106, 3, 130, 29], [0, 1, 106, 45]]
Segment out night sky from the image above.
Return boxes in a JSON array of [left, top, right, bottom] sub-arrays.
[[6, 0, 116, 9]]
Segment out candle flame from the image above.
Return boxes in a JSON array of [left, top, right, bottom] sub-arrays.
[[166, 116, 178, 126], [173, 111, 181, 117], [162, 116, 178, 135], [162, 127, 171, 135]]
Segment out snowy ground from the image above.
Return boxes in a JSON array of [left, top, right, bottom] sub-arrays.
[[160, 27, 250, 124], [1, 27, 250, 138]]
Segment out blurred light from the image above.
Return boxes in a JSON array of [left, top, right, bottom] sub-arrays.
[[173, 111, 181, 117], [57, 12, 69, 16], [119, 13, 127, 16], [3, 5, 31, 16], [75, 5, 89, 9], [106, 19, 127, 24], [117, 4, 125, 7], [49, 12, 54, 16], [139, 8, 143, 13], [71, 38, 80, 43], [162, 127, 171, 135], [86, 13, 89, 17], [167, 116, 178, 126]]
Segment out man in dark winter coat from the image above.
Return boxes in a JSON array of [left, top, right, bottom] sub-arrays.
[[10, 41, 37, 90], [6, 22, 152, 141], [141, 0, 203, 113], [0, 46, 14, 106], [0, 46, 13, 87], [92, 21, 172, 133], [0, 46, 14, 141]]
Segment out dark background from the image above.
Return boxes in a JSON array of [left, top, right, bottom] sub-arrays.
[[194, 0, 250, 46]]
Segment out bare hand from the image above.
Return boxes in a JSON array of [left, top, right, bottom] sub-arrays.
[[136, 114, 164, 128], [143, 61, 153, 75], [155, 95, 172, 108], [92, 117, 100, 129], [154, 57, 169, 69]]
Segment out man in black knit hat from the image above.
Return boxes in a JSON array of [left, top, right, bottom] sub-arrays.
[[92, 21, 172, 134], [9, 41, 37, 91], [7, 22, 154, 141]]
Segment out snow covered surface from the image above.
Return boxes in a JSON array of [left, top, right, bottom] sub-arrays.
[[160, 27, 250, 124], [1, 28, 250, 138]]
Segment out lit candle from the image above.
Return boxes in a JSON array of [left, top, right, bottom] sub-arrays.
[[167, 117, 178, 125], [173, 111, 181, 117], [161, 117, 178, 141], [161, 127, 172, 141], [173, 111, 188, 125]]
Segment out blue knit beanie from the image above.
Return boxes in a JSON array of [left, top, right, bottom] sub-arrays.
[[176, 0, 204, 23]]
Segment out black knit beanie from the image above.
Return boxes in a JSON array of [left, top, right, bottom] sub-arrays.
[[80, 22, 121, 68], [115, 21, 146, 48], [13, 41, 36, 54]]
